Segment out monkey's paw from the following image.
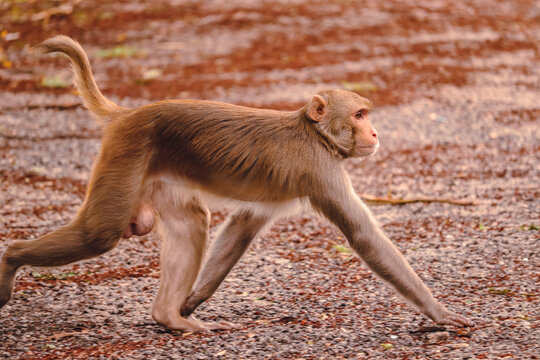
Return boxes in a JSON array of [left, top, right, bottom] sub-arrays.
[[199, 320, 239, 332], [0, 268, 15, 309], [434, 310, 475, 327], [0, 283, 12, 309], [172, 319, 239, 333], [154, 310, 239, 333]]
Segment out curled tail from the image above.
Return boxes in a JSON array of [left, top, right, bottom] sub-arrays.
[[33, 35, 124, 124]]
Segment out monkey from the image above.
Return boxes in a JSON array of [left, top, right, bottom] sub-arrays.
[[0, 36, 474, 332]]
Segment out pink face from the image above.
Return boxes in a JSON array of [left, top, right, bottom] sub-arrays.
[[350, 108, 379, 157]]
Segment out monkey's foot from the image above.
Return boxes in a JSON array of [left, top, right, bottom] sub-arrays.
[[197, 319, 239, 332], [168, 319, 238, 333], [433, 309, 475, 328], [153, 311, 238, 332]]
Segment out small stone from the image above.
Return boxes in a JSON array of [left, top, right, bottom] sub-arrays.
[[426, 331, 449, 344]]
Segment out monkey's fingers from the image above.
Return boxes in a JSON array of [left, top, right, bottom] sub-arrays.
[[436, 311, 475, 328], [0, 262, 17, 309]]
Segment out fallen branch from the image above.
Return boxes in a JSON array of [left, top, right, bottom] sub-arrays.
[[31, 0, 83, 23], [359, 193, 477, 206], [47, 329, 88, 340], [0, 102, 81, 114]]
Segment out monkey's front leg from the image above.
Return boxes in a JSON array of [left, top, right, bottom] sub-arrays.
[[311, 185, 474, 328], [181, 210, 269, 317]]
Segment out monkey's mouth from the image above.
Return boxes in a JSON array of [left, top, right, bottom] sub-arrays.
[[358, 144, 378, 151], [356, 143, 379, 156]]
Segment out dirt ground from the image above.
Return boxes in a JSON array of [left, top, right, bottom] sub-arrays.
[[0, 0, 538, 359]]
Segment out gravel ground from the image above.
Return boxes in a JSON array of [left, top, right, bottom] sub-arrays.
[[0, 0, 538, 359]]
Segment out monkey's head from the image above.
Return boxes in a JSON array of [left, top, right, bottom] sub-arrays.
[[306, 89, 378, 159]]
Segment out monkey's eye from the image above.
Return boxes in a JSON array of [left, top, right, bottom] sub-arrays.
[[355, 109, 367, 119]]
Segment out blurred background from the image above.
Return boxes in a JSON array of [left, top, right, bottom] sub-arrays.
[[0, 1, 538, 359]]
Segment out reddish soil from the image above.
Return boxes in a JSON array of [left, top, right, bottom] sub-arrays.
[[0, 0, 538, 359]]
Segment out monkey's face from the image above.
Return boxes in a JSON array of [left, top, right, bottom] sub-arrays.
[[349, 107, 379, 158], [307, 90, 379, 158]]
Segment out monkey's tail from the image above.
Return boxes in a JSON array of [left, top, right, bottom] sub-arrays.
[[33, 35, 125, 125]]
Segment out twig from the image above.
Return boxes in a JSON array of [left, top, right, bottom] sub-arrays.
[[359, 193, 477, 206], [47, 329, 88, 340], [387, 173, 393, 199], [0, 102, 81, 114], [31, 0, 83, 23]]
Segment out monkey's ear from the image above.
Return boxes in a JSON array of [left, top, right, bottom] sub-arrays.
[[307, 95, 326, 122]]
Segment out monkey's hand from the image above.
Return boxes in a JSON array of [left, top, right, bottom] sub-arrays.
[[428, 305, 475, 327], [0, 258, 18, 309]]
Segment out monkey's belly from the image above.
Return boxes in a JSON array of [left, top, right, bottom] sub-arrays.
[[145, 175, 309, 218]]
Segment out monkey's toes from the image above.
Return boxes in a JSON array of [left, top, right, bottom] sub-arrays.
[[203, 320, 239, 331], [180, 320, 238, 333], [437, 311, 475, 327]]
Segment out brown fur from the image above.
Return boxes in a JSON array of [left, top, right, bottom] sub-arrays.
[[0, 36, 473, 331]]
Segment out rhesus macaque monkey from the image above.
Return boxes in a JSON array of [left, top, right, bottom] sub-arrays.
[[0, 36, 474, 332]]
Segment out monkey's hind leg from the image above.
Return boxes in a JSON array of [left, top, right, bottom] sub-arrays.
[[0, 155, 145, 309], [0, 220, 119, 308], [151, 197, 236, 332]]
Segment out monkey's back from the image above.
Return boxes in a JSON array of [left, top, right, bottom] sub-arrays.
[[128, 100, 329, 202]]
